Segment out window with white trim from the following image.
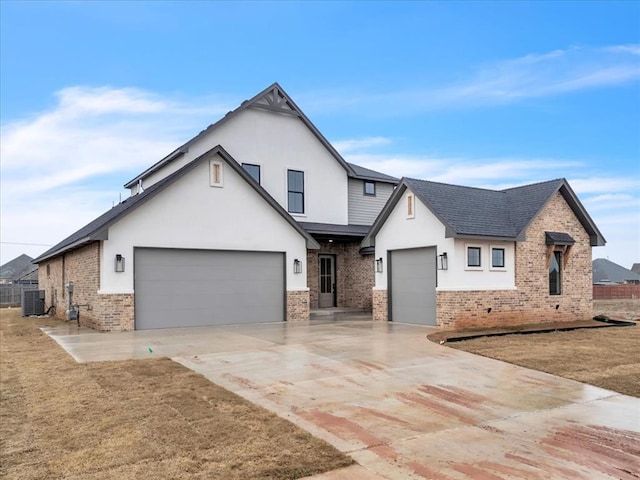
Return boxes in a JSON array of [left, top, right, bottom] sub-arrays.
[[491, 247, 505, 268], [467, 246, 482, 268], [209, 160, 224, 187], [406, 193, 415, 218], [287, 169, 304, 214]]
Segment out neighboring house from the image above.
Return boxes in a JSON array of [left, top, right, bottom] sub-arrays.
[[362, 177, 605, 330], [631, 263, 640, 275], [14, 266, 39, 285], [593, 258, 640, 285], [0, 254, 35, 284], [34, 83, 398, 331]]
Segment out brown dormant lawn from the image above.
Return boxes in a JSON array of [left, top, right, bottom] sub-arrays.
[[446, 299, 640, 398], [0, 308, 353, 480]]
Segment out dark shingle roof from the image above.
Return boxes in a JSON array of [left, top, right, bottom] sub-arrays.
[[503, 179, 565, 235], [347, 163, 398, 184], [0, 254, 35, 280], [545, 232, 575, 245], [362, 177, 606, 247], [406, 179, 515, 238], [593, 258, 640, 284]]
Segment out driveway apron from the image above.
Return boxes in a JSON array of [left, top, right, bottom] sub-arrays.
[[44, 318, 640, 479]]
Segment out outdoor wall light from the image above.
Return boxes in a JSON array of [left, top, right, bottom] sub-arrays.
[[293, 258, 302, 274], [375, 257, 383, 273], [115, 254, 125, 273], [437, 252, 448, 270]]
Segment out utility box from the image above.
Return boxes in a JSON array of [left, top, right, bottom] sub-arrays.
[[22, 290, 45, 316]]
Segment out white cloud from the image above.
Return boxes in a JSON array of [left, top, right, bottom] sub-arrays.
[[0, 86, 231, 264], [301, 44, 640, 114], [332, 136, 392, 153]]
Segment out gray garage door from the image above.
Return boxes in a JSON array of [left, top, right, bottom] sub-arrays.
[[390, 247, 437, 325], [134, 248, 285, 330]]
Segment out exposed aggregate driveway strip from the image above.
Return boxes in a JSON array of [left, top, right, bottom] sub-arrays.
[[44, 317, 640, 479]]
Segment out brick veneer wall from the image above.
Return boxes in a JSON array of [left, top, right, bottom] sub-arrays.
[[437, 192, 593, 329], [307, 242, 374, 310], [372, 289, 388, 322], [38, 242, 135, 331], [287, 290, 310, 322]]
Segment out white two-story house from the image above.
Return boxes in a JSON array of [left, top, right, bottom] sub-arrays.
[[35, 83, 398, 330]]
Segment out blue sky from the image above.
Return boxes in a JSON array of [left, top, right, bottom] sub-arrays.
[[1, 1, 639, 268]]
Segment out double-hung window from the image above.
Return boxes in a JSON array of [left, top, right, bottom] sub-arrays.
[[287, 170, 304, 214]]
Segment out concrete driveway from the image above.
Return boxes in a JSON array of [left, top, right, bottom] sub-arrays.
[[43, 316, 640, 479]]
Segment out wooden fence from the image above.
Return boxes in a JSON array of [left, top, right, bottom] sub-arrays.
[[0, 284, 38, 306], [593, 284, 640, 300]]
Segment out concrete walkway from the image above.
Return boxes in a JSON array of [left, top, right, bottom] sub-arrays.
[[43, 317, 640, 479]]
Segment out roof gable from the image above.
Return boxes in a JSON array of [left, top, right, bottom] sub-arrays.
[[35, 146, 320, 263], [124, 83, 395, 189], [0, 254, 35, 280], [593, 258, 640, 283], [362, 177, 605, 248]]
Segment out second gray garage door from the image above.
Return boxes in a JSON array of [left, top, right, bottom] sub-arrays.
[[134, 248, 285, 330], [390, 247, 437, 325]]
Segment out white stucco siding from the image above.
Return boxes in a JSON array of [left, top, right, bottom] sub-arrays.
[[136, 108, 348, 224], [374, 189, 515, 291], [102, 155, 309, 294], [445, 239, 515, 290]]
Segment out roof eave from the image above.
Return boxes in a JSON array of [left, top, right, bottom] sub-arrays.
[[124, 147, 188, 189], [33, 236, 95, 264], [448, 233, 518, 242], [558, 182, 606, 247], [348, 172, 399, 184]]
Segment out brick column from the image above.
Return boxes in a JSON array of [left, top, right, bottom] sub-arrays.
[[372, 289, 388, 322], [287, 290, 310, 322]]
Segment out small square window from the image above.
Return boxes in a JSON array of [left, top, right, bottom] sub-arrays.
[[242, 163, 260, 184], [364, 181, 376, 196], [491, 248, 505, 268], [467, 247, 481, 267]]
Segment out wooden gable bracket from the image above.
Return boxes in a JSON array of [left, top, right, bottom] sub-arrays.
[[544, 231, 575, 270], [250, 86, 301, 117]]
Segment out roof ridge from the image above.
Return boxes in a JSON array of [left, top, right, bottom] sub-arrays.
[[404, 177, 506, 194], [501, 177, 565, 192]]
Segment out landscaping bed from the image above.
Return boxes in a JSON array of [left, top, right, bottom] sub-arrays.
[[433, 299, 639, 398]]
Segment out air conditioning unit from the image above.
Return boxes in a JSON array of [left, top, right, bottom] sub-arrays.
[[22, 290, 45, 316]]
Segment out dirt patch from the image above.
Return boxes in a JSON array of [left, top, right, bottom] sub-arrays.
[[0, 308, 353, 479], [442, 300, 640, 398]]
